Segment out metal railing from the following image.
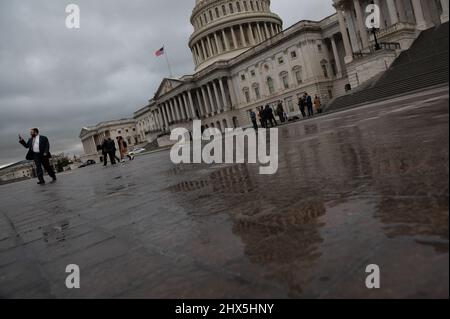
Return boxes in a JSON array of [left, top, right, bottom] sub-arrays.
[[353, 42, 401, 59]]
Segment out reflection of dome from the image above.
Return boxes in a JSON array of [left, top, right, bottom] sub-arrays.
[[189, 0, 283, 71]]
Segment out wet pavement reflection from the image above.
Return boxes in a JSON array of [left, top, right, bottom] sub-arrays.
[[0, 89, 448, 298]]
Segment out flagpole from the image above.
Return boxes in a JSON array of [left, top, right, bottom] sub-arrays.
[[163, 44, 174, 78]]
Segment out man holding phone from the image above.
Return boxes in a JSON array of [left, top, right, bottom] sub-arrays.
[[19, 128, 57, 185]]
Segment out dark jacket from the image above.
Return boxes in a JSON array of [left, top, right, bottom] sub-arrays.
[[20, 135, 51, 160], [102, 139, 117, 153]]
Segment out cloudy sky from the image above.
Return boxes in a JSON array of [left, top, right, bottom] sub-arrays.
[[0, 0, 334, 166]]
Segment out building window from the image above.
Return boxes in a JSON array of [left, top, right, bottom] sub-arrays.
[[280, 71, 289, 90], [209, 11, 213, 21], [278, 56, 284, 64], [236, 2, 241, 12], [256, 1, 260, 11], [286, 98, 294, 112], [229, 3, 234, 13], [267, 77, 275, 95], [241, 74, 246, 81], [244, 1, 248, 11], [293, 66, 302, 85], [250, 1, 254, 11], [290, 51, 297, 59], [243, 88, 250, 103], [321, 60, 329, 78], [222, 5, 226, 15], [250, 70, 256, 77], [215, 7, 220, 18], [317, 44, 322, 52], [331, 61, 337, 76], [253, 84, 261, 100]]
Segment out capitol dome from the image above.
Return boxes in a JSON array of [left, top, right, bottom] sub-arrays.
[[189, 0, 283, 71]]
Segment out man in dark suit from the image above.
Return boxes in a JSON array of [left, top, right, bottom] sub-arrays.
[[19, 128, 57, 185]]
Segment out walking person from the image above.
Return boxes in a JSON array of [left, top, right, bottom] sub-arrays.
[[101, 137, 117, 167], [314, 95, 323, 114], [276, 101, 285, 123], [18, 128, 57, 185], [117, 136, 135, 162], [249, 109, 258, 130], [259, 106, 267, 128], [298, 96, 307, 118], [305, 93, 314, 117], [265, 104, 278, 128]]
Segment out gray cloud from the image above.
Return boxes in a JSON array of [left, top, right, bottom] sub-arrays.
[[0, 0, 334, 165]]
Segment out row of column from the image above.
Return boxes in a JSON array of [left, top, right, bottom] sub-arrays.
[[334, 0, 445, 63], [192, 22, 281, 65], [155, 78, 235, 130]]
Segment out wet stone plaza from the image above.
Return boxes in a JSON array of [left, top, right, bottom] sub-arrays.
[[0, 87, 448, 299]]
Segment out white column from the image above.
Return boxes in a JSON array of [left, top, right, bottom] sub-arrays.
[[214, 32, 222, 53], [256, 23, 263, 42], [195, 89, 205, 117], [248, 23, 256, 45], [207, 36, 214, 56], [201, 86, 211, 115], [183, 94, 190, 119], [206, 83, 216, 114], [230, 26, 238, 49], [178, 95, 187, 121], [264, 22, 270, 39], [387, 0, 399, 25], [331, 36, 342, 77], [163, 103, 171, 125], [218, 78, 228, 111], [411, 0, 433, 30], [212, 80, 223, 113], [174, 99, 181, 122], [187, 91, 198, 119], [222, 29, 230, 51], [239, 24, 247, 46], [441, 0, 449, 22], [227, 78, 237, 108], [159, 109, 166, 129], [396, 0, 407, 22], [336, 6, 354, 63], [200, 39, 208, 59], [353, 0, 370, 48]]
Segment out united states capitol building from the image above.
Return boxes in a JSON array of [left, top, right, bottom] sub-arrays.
[[80, 0, 448, 161]]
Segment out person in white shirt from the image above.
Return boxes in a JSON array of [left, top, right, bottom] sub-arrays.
[[19, 128, 57, 185]]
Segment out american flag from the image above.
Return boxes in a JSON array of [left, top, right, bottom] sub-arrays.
[[155, 46, 164, 57]]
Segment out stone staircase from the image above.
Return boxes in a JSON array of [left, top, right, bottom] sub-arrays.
[[324, 22, 449, 113]]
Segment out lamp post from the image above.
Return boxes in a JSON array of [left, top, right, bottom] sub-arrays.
[[371, 0, 381, 51]]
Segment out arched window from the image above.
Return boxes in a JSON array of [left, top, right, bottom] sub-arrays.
[[236, 2, 241, 12], [222, 5, 227, 15], [280, 71, 289, 90], [215, 7, 220, 18], [267, 77, 275, 95], [293, 66, 303, 85], [229, 3, 234, 14]]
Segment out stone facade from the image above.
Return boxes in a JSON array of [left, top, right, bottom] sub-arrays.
[[80, 0, 448, 156], [79, 119, 141, 162]]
